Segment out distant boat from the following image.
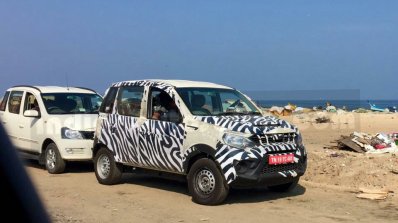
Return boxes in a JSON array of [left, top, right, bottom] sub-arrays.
[[368, 101, 388, 112]]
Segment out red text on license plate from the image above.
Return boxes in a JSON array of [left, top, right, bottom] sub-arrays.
[[268, 153, 295, 165]]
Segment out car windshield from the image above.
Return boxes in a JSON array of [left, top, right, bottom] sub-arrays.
[[176, 88, 261, 116], [42, 93, 103, 114]]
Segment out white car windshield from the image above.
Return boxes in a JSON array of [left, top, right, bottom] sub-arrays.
[[176, 88, 261, 116], [42, 93, 103, 114]]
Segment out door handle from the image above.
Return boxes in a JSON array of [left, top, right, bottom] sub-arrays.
[[187, 125, 198, 130], [19, 125, 24, 128]]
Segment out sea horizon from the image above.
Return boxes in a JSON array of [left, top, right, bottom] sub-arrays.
[[256, 99, 398, 111]]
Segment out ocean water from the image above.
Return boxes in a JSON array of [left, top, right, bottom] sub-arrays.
[[256, 100, 398, 111]]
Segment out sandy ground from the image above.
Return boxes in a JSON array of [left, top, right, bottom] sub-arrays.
[[24, 112, 398, 222]]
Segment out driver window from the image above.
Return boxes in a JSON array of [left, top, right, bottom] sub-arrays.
[[24, 93, 40, 114], [149, 88, 181, 123]]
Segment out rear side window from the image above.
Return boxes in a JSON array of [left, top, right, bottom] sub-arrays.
[[0, 91, 10, 111], [8, 91, 24, 114], [100, 87, 118, 113], [116, 86, 144, 117]]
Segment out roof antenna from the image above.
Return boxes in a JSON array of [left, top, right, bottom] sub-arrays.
[[65, 73, 70, 90]]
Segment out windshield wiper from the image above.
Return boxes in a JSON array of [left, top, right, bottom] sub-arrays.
[[216, 111, 262, 116], [73, 111, 97, 114], [245, 111, 262, 115], [216, 111, 245, 116]]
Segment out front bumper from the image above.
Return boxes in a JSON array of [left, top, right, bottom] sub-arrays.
[[56, 139, 93, 160], [230, 156, 307, 188], [215, 140, 307, 186]]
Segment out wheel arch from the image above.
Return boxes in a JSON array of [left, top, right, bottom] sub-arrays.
[[39, 138, 55, 164], [183, 144, 217, 174], [92, 142, 108, 159]]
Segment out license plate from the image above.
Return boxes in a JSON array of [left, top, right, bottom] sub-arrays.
[[268, 153, 295, 165]]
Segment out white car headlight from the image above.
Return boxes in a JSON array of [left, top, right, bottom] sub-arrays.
[[223, 133, 255, 149], [61, 127, 83, 139]]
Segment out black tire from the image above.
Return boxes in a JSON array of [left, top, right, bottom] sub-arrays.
[[268, 178, 300, 192], [45, 143, 66, 174], [187, 158, 229, 205], [94, 148, 123, 185]]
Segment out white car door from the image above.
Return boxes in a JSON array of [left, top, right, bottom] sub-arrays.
[[4, 90, 24, 149], [18, 91, 42, 152]]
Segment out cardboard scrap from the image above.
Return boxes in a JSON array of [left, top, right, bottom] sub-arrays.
[[356, 187, 390, 200], [356, 193, 388, 200], [358, 187, 390, 194]]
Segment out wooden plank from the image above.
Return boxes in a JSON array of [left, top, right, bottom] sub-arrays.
[[338, 137, 365, 153]]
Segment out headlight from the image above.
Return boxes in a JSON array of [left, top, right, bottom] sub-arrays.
[[295, 133, 303, 147], [61, 127, 83, 139], [223, 133, 255, 149]]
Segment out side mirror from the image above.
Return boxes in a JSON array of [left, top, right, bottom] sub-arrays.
[[24, 110, 40, 118]]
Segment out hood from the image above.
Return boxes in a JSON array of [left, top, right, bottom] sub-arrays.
[[195, 115, 297, 135]]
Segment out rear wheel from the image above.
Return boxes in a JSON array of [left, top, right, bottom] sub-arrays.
[[94, 148, 122, 185], [268, 178, 299, 192], [45, 143, 66, 174], [188, 158, 229, 205]]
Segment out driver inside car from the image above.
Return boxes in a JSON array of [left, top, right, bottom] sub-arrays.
[[152, 92, 180, 122]]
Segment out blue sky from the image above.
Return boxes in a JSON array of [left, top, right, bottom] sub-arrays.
[[0, 1, 397, 99]]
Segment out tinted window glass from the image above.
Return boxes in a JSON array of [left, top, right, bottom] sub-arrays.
[[116, 86, 144, 117], [99, 87, 118, 113], [24, 92, 40, 113], [8, 91, 23, 114], [148, 88, 181, 122], [42, 93, 103, 114], [176, 88, 261, 116], [0, 91, 10, 111]]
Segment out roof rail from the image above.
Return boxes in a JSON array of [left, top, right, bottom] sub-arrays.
[[12, 85, 42, 93], [74, 87, 97, 94]]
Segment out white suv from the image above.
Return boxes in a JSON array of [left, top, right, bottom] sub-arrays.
[[93, 80, 307, 205], [0, 85, 103, 173]]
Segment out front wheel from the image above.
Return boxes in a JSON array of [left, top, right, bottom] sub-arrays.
[[268, 178, 300, 192], [187, 158, 229, 205], [45, 143, 66, 174], [94, 148, 122, 185]]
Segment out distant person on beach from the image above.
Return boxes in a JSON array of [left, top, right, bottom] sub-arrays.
[[326, 101, 337, 112]]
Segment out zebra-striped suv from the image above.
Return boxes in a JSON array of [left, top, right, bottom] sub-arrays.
[[93, 80, 307, 205]]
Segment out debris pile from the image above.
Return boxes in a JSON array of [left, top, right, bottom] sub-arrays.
[[269, 106, 291, 116], [336, 132, 398, 154], [314, 112, 331, 123]]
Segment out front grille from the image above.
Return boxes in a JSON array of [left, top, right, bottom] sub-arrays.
[[80, 131, 95, 140], [261, 162, 302, 174], [250, 133, 296, 145]]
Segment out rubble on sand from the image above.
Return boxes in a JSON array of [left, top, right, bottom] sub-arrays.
[[334, 132, 398, 154], [315, 112, 331, 123]]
